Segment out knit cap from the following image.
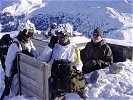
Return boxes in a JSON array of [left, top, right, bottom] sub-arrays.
[[93, 28, 103, 37]]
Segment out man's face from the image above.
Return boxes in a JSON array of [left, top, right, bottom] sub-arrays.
[[25, 32, 33, 38], [57, 34, 69, 45], [92, 33, 102, 43]]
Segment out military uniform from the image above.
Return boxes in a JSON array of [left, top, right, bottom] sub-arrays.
[[81, 39, 113, 74]]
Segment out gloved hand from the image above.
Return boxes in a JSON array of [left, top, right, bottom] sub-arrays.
[[45, 34, 49, 39], [85, 60, 97, 67], [48, 36, 58, 49], [76, 70, 81, 73], [4, 75, 11, 96], [4, 76, 10, 86], [76, 70, 84, 80]]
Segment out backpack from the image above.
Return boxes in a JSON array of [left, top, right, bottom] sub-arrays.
[[51, 59, 87, 93], [0, 34, 13, 71], [0, 34, 35, 71], [0, 34, 13, 55]]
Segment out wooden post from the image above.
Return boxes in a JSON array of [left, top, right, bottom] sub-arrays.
[[127, 47, 133, 61]]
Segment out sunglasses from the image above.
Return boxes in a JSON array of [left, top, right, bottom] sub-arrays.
[[93, 34, 100, 37]]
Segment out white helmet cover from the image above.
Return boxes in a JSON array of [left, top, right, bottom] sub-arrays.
[[56, 23, 73, 36], [18, 20, 36, 34]]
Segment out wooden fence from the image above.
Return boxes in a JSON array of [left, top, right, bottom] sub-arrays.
[[108, 43, 133, 62], [19, 53, 51, 100], [32, 38, 133, 62]]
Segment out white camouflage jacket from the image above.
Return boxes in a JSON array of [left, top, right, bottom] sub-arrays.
[[40, 43, 83, 71], [5, 38, 37, 77]]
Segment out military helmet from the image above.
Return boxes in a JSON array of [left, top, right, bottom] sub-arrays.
[[56, 23, 73, 37], [50, 22, 57, 28], [18, 21, 36, 35]]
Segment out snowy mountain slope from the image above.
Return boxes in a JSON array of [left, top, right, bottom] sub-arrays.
[[0, 0, 133, 41], [30, 1, 133, 40], [1, 0, 45, 16], [0, 0, 45, 32], [35, 0, 132, 14], [124, 0, 133, 5]]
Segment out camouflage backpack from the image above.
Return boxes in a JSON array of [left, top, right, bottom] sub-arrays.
[[0, 34, 13, 71], [51, 59, 87, 93]]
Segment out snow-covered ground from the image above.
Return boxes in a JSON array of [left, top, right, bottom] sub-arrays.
[[66, 60, 133, 100], [1, 0, 133, 41]]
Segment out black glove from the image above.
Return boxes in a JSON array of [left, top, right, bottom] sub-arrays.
[[85, 60, 97, 67], [22, 50, 34, 57], [48, 36, 58, 49], [44, 34, 49, 39], [4, 75, 11, 96]]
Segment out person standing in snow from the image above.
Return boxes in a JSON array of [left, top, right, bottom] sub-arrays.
[[4, 23, 38, 98], [80, 28, 113, 74], [39, 23, 88, 99], [44, 22, 58, 37]]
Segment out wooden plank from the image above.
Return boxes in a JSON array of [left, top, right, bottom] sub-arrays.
[[19, 53, 50, 71], [20, 62, 44, 84], [20, 74, 44, 91], [32, 38, 49, 47], [34, 45, 45, 56], [108, 43, 128, 62], [21, 86, 42, 100], [44, 65, 51, 100], [33, 33, 48, 40], [20, 74, 44, 98], [76, 42, 87, 48], [131, 47, 133, 61], [105, 38, 133, 47], [127, 47, 133, 61], [32, 38, 48, 56]]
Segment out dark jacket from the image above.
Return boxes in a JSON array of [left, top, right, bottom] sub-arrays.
[[81, 39, 113, 74]]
